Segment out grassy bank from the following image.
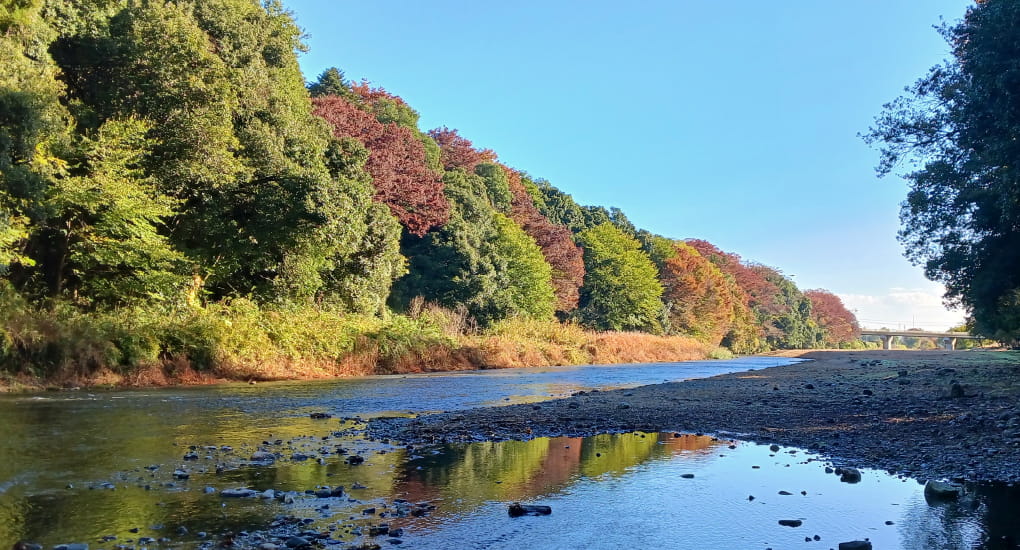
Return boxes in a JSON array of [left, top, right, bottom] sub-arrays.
[[0, 296, 711, 391]]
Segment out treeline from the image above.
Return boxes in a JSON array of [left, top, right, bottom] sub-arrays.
[[0, 0, 858, 382]]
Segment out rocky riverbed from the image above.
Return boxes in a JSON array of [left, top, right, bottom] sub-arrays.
[[368, 350, 1020, 484]]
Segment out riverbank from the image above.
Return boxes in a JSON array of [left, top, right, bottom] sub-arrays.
[[368, 349, 1020, 483], [0, 306, 712, 392]]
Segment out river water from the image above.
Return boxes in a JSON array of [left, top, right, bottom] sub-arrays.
[[0, 357, 1017, 549]]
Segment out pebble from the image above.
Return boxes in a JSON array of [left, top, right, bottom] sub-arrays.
[[778, 519, 802, 527]]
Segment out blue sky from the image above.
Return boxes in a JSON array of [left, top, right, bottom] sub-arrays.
[[285, 0, 972, 330]]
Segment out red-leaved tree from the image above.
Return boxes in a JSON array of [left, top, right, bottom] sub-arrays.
[[659, 242, 748, 345], [805, 289, 861, 346], [428, 126, 497, 172], [312, 96, 448, 236], [687, 240, 780, 306]]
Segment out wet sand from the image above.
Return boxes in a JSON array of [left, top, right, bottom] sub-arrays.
[[369, 350, 1020, 483]]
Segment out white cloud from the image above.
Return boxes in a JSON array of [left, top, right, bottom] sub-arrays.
[[837, 286, 966, 331]]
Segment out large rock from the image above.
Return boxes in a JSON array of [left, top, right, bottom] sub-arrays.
[[837, 467, 862, 483], [508, 503, 552, 517], [221, 488, 257, 498], [250, 451, 275, 462], [924, 480, 963, 501]]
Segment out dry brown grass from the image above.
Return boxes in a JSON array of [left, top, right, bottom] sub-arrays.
[[587, 331, 709, 364], [0, 309, 713, 391]]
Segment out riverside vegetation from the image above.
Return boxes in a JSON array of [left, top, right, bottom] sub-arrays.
[[0, 0, 862, 389]]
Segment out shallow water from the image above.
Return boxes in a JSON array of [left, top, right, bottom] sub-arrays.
[[1, 357, 1017, 549]]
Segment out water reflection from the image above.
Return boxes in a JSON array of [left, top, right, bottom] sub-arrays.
[[396, 433, 721, 520], [1, 358, 1019, 549]]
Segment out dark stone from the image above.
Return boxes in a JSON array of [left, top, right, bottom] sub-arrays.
[[680, 473, 695, 479], [284, 537, 310, 549], [173, 469, 190, 480], [778, 491, 793, 495], [804, 384, 815, 390], [839, 467, 862, 483], [837, 542, 872, 550], [769, 444, 781, 452], [949, 383, 965, 398], [310, 413, 332, 419], [368, 526, 389, 537], [508, 503, 552, 517], [347, 455, 366, 465], [778, 519, 802, 527], [250, 451, 275, 462]]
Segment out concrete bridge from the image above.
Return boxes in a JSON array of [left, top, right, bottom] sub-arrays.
[[859, 329, 981, 351]]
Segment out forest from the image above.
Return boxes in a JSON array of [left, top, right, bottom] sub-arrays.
[[0, 0, 860, 385]]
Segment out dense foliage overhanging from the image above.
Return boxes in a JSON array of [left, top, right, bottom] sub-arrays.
[[866, 0, 1020, 343], [0, 0, 860, 378]]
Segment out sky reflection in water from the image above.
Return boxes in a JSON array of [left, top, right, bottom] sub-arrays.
[[0, 358, 1016, 549]]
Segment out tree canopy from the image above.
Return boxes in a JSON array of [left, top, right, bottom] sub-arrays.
[[865, 0, 1020, 343], [576, 223, 663, 333], [0, 0, 856, 352]]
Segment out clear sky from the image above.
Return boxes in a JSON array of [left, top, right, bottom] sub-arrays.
[[284, 0, 973, 331]]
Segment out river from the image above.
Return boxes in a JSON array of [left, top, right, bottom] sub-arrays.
[[1, 357, 1016, 549]]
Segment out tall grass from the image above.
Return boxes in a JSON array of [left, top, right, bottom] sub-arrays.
[[1, 288, 714, 389]]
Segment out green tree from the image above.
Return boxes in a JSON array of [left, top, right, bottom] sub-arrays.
[[42, 0, 396, 307], [753, 265, 820, 349], [47, 118, 189, 306], [0, 1, 67, 278], [490, 212, 555, 320], [576, 223, 663, 332], [308, 67, 353, 99], [865, 0, 1020, 343], [391, 169, 555, 325]]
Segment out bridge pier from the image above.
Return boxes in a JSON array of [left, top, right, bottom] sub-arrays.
[[881, 335, 895, 350], [942, 337, 957, 351]]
